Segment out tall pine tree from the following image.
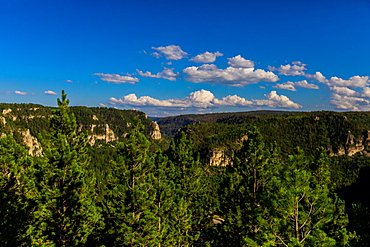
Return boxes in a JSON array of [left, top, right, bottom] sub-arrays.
[[214, 127, 281, 246], [152, 150, 180, 246], [166, 131, 213, 246], [27, 90, 101, 246], [264, 149, 352, 246], [97, 119, 159, 246]]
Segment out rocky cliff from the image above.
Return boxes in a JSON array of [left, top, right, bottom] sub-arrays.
[[208, 149, 232, 166], [87, 124, 118, 145], [206, 130, 370, 167], [20, 129, 42, 156], [151, 122, 162, 140], [0, 104, 162, 155], [334, 130, 370, 156]]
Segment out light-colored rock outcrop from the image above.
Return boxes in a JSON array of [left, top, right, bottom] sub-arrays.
[[2, 109, 17, 120], [20, 129, 42, 156], [209, 150, 232, 166], [334, 131, 370, 156], [151, 122, 162, 139], [2, 109, 12, 115], [89, 124, 118, 145], [0, 116, 6, 125], [240, 135, 248, 142]]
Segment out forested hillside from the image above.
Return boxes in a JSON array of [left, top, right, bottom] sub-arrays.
[[1, 93, 370, 245], [158, 110, 370, 156], [0, 102, 161, 148]]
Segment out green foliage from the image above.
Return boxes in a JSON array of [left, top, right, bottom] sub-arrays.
[[158, 110, 370, 157], [2, 96, 370, 246], [266, 149, 352, 246], [151, 151, 178, 246], [211, 127, 281, 246], [166, 131, 216, 245], [82, 107, 154, 141], [94, 119, 160, 246], [0, 101, 160, 146], [0, 135, 34, 246], [27, 90, 102, 246], [210, 128, 353, 246]]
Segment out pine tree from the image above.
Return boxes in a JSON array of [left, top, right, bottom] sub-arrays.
[[0, 135, 34, 246], [214, 127, 281, 246], [265, 149, 352, 246], [214, 128, 352, 246], [27, 90, 101, 246], [151, 150, 180, 246], [99, 119, 159, 246], [166, 131, 213, 246]]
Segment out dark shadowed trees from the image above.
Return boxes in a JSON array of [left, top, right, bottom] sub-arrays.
[[212, 128, 352, 246]]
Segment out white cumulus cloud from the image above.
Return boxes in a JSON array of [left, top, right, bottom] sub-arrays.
[[330, 86, 359, 97], [305, 72, 328, 83], [137, 68, 179, 81], [274, 80, 319, 91], [44, 90, 57, 95], [294, 80, 319, 89], [327, 75, 369, 88], [187, 89, 215, 105], [110, 89, 252, 108], [214, 95, 253, 106], [330, 93, 370, 110], [253, 91, 302, 109], [305, 72, 370, 110], [269, 62, 307, 76], [15, 91, 27, 95], [183, 64, 278, 86], [362, 87, 370, 98], [151, 45, 188, 60], [273, 82, 297, 91], [93, 73, 139, 84], [110, 89, 215, 108], [190, 51, 223, 63], [227, 55, 254, 68], [110, 89, 300, 110]]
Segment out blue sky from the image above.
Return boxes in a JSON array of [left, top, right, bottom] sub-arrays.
[[1, 0, 370, 116]]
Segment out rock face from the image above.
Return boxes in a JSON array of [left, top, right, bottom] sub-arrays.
[[20, 129, 42, 156], [88, 124, 118, 145], [0, 116, 6, 125], [209, 150, 232, 166], [2, 109, 12, 115], [151, 122, 162, 140], [2, 109, 16, 120], [334, 131, 370, 156]]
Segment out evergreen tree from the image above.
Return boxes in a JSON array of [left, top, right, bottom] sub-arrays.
[[152, 151, 180, 246], [98, 119, 159, 246], [0, 135, 34, 246], [264, 149, 352, 246], [166, 131, 213, 246], [215, 128, 352, 246], [28, 90, 101, 246], [213, 127, 281, 246]]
